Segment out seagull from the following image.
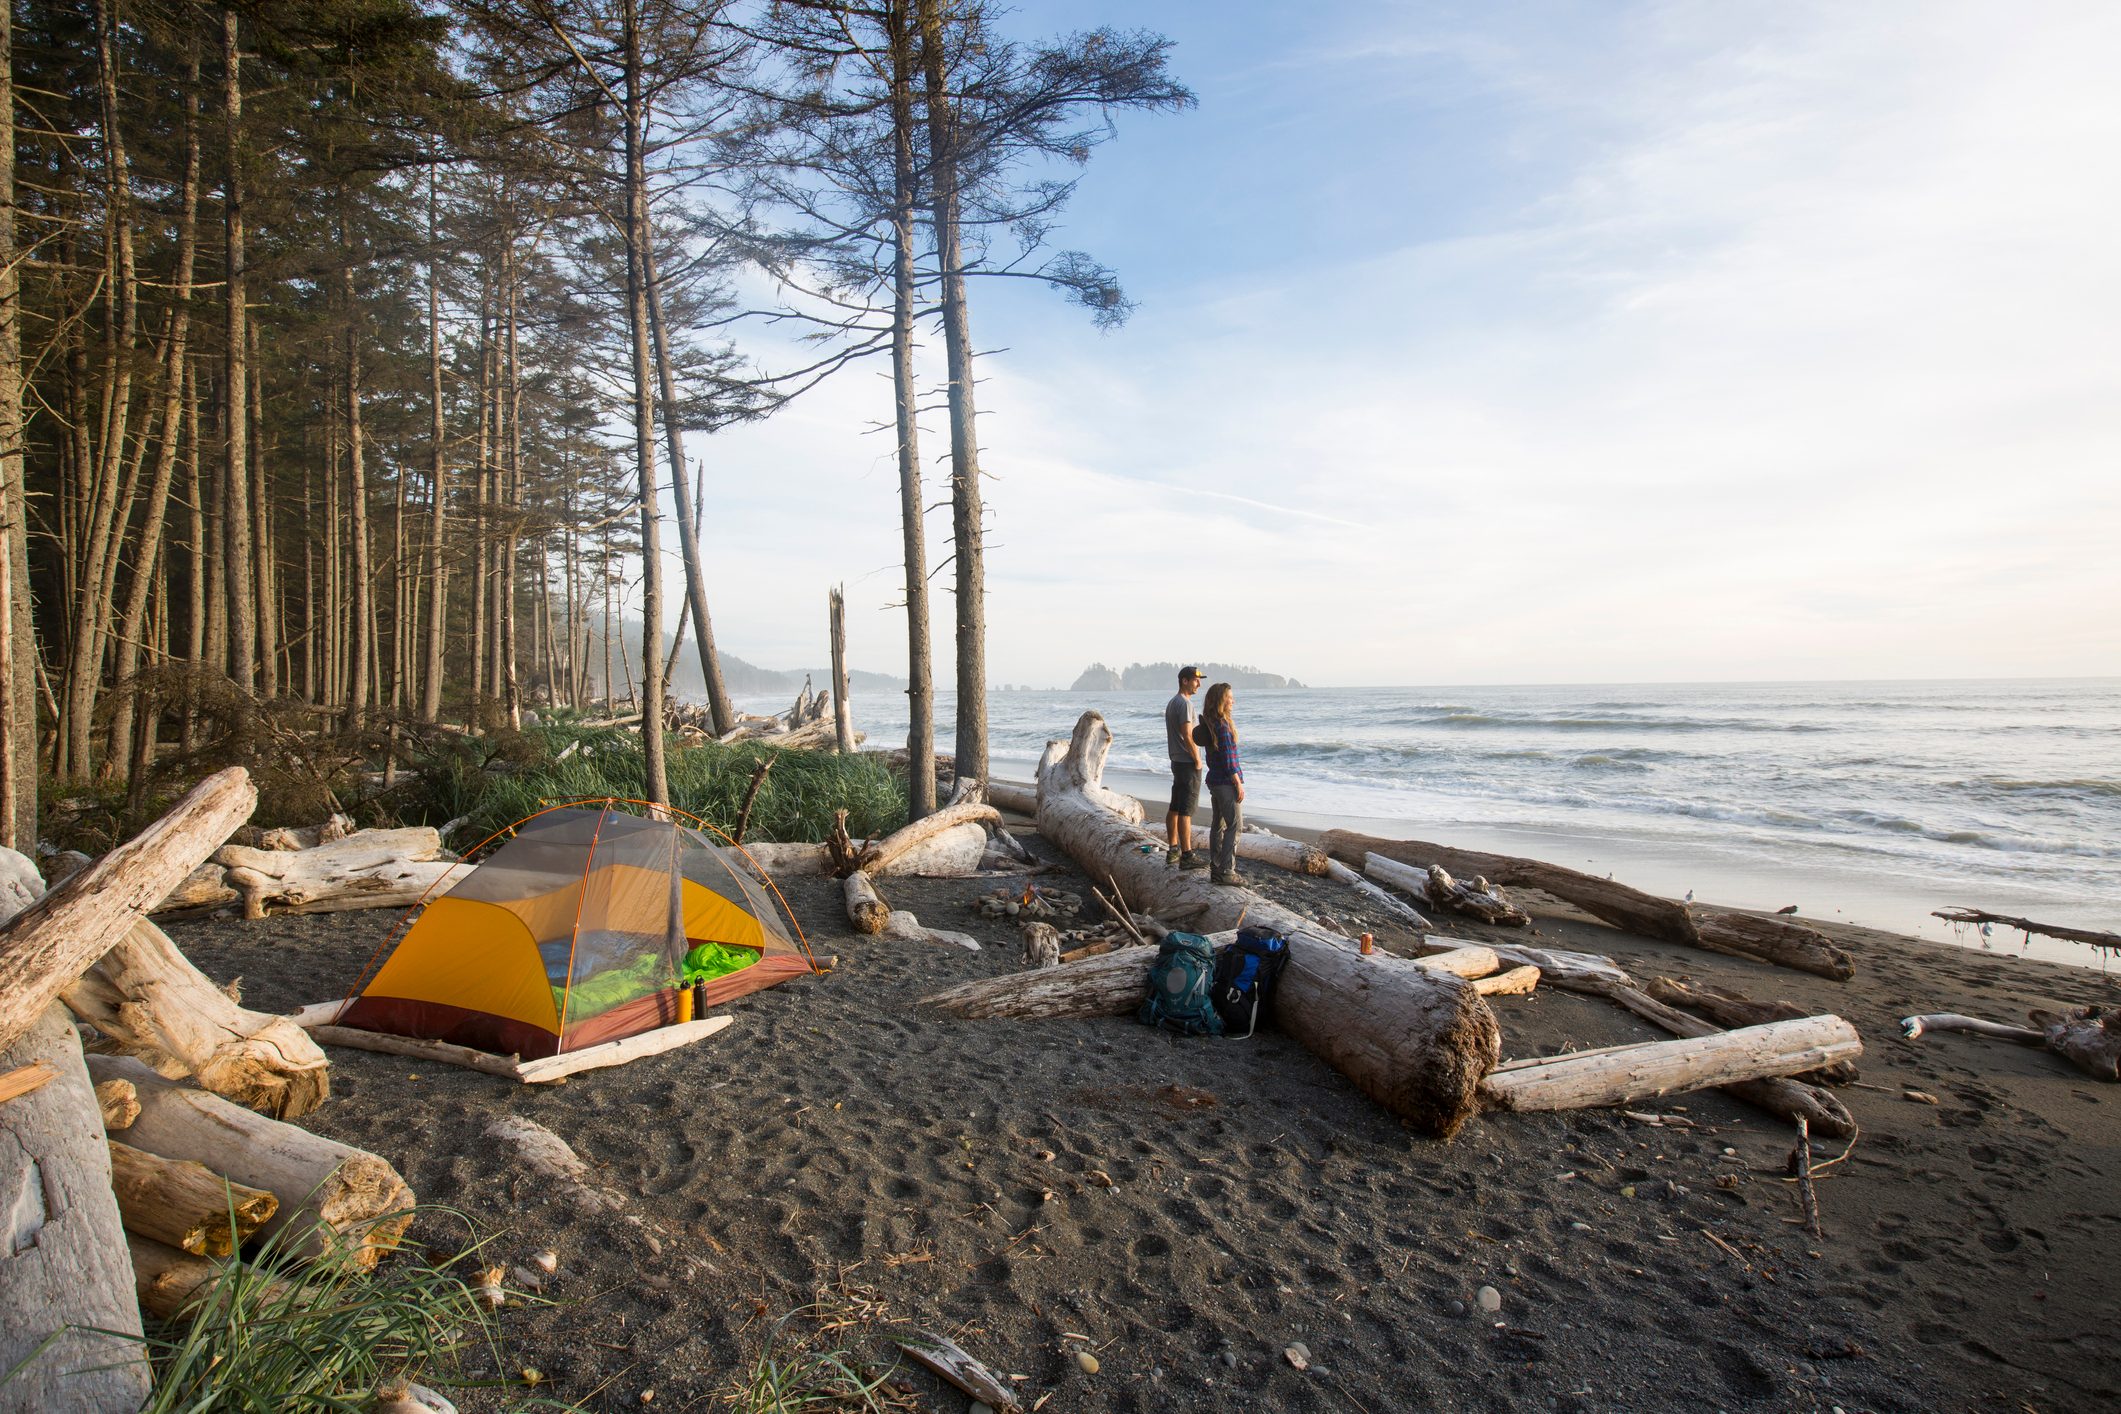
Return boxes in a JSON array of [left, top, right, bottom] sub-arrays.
[[1683, 889, 1694, 904], [1776, 904, 1799, 916]]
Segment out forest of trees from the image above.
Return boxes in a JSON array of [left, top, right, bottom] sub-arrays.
[[0, 0, 1190, 849]]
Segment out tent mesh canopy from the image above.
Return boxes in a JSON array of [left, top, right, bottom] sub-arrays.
[[338, 805, 812, 1060]]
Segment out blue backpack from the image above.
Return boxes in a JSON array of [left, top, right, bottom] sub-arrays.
[[1211, 926, 1290, 1038], [1138, 931, 1224, 1037]]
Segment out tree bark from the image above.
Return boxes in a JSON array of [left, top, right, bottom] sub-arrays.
[[0, 0, 33, 850], [829, 585, 855, 753], [1482, 1016, 1862, 1114], [0, 1006, 150, 1410], [86, 1054, 413, 1267], [221, 8, 257, 692], [1033, 712, 1499, 1137], [622, 3, 667, 804], [420, 164, 448, 722], [62, 917, 331, 1117], [887, 5, 936, 819], [0, 770, 256, 1053]]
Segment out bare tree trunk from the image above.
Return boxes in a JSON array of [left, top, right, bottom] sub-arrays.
[[623, 1, 667, 805], [183, 371, 207, 752], [420, 163, 448, 722], [500, 248, 522, 728], [890, 0, 936, 819], [919, 0, 988, 789], [248, 324, 276, 698], [0, 0, 33, 850], [829, 585, 854, 753], [221, 9, 257, 693], [643, 237, 734, 736]]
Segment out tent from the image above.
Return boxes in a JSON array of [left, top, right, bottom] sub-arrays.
[[335, 803, 814, 1060]]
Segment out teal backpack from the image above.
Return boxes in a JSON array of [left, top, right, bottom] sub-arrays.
[[1137, 931, 1224, 1037]]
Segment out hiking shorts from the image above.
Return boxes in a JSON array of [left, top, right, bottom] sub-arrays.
[[1169, 761, 1202, 817]]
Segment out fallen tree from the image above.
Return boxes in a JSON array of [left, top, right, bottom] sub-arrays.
[[1482, 1016, 1862, 1114], [1027, 713, 1500, 1139], [1326, 829, 1853, 980]]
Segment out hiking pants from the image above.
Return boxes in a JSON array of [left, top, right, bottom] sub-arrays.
[[1209, 780, 1242, 878]]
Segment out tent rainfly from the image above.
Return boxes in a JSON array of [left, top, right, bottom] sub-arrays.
[[333, 804, 813, 1062]]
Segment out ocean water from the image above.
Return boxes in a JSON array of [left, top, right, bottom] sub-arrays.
[[748, 679, 2121, 966]]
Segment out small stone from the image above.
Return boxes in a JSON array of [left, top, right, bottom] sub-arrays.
[[1220, 1350, 1238, 1369], [1448, 1300, 1466, 1317], [971, 1404, 994, 1414], [1075, 1350, 1100, 1375], [1621, 1185, 1637, 1198], [1904, 1090, 1940, 1105], [533, 1249, 558, 1274], [1722, 1148, 1739, 1158], [520, 1368, 543, 1387], [1476, 1285, 1502, 1314], [640, 1392, 654, 1404], [1570, 1222, 1592, 1232], [1284, 1342, 1310, 1371]]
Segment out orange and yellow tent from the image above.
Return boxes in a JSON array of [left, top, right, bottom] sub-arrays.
[[337, 803, 813, 1060]]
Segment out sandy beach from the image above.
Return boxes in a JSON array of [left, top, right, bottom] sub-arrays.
[[160, 813, 2121, 1414]]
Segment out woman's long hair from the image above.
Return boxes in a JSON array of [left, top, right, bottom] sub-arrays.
[[1203, 682, 1236, 740]]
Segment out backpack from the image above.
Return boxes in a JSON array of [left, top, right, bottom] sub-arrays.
[[1211, 926, 1290, 1038], [1137, 931, 1224, 1037]]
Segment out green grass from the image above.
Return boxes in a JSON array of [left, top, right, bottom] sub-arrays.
[[130, 1210, 570, 1414], [406, 727, 908, 850], [726, 1308, 905, 1414]]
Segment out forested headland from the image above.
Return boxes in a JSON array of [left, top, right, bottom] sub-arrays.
[[0, 0, 1189, 852]]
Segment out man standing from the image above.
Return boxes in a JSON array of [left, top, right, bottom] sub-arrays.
[[1164, 666, 1206, 869]]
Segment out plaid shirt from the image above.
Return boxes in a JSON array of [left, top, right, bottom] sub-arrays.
[[1204, 720, 1243, 786]]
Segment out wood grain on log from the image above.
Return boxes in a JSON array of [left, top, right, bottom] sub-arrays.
[[107, 1138, 279, 1255], [1032, 712, 1499, 1138], [153, 861, 238, 915], [0, 770, 256, 1053], [86, 1055, 413, 1267], [1231, 831, 1331, 877], [1483, 1015, 1862, 1115], [1321, 858, 1432, 930], [0, 1007, 152, 1410], [924, 944, 1157, 1020], [874, 821, 989, 877], [63, 917, 332, 1117], [986, 780, 1038, 817], [0, 1058, 56, 1104], [1415, 947, 1501, 978]]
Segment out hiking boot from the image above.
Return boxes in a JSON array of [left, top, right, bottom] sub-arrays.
[[1165, 846, 1181, 868], [1210, 869, 1238, 886], [1179, 850, 1209, 871]]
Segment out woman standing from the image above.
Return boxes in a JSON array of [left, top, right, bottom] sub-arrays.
[[1201, 682, 1245, 885]]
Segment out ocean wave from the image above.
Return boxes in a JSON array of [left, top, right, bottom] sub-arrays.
[[1430, 711, 1830, 734], [1966, 777, 2121, 800], [1571, 754, 1654, 773]]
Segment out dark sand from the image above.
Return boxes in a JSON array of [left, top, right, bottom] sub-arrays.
[[164, 832, 2121, 1413]]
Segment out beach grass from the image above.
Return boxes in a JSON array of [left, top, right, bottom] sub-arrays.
[[726, 1306, 907, 1414]]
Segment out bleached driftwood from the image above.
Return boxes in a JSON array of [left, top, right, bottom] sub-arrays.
[[1432, 936, 1632, 989], [1415, 946, 1502, 979], [1031, 712, 1500, 1139], [215, 827, 471, 919], [1648, 976, 1858, 1084], [1327, 829, 1855, 979], [894, 1329, 1020, 1412], [738, 841, 831, 875], [304, 1013, 736, 1082], [875, 821, 990, 877], [1474, 965, 1542, 997], [259, 814, 354, 851], [1901, 1006, 2121, 1082], [153, 860, 239, 915], [514, 1017, 735, 1082], [107, 1138, 278, 1256], [883, 910, 982, 952], [1232, 829, 1330, 877], [843, 870, 890, 934], [62, 917, 332, 1117], [1931, 908, 2121, 954], [1365, 854, 1529, 928], [1321, 858, 1432, 930], [0, 769, 257, 1053], [0, 1006, 151, 1411], [1575, 977, 1857, 1137], [87, 1055, 413, 1268], [986, 780, 1039, 817], [0, 1059, 55, 1103], [924, 944, 1158, 1021], [856, 794, 1000, 875], [484, 1115, 624, 1213], [1481, 1015, 1862, 1114]]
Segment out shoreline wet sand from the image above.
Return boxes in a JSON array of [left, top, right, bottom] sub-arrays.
[[163, 818, 2121, 1413]]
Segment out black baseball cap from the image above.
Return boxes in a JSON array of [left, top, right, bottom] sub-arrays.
[[1179, 665, 1202, 682]]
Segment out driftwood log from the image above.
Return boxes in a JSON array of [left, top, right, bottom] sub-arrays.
[[62, 917, 331, 1117], [1365, 855, 1530, 927], [986, 780, 1038, 817], [856, 793, 999, 875], [0, 1005, 151, 1410], [843, 870, 890, 934], [1322, 859, 1432, 930], [1229, 830, 1330, 877], [0, 769, 257, 1053], [1482, 1015, 1862, 1114], [1029, 713, 1499, 1138], [215, 827, 472, 920], [925, 944, 1158, 1020], [1326, 829, 1854, 980], [154, 860, 241, 915], [1647, 976, 1858, 1084], [87, 1055, 413, 1267], [1901, 1006, 2121, 1082], [107, 1138, 279, 1256], [259, 814, 355, 852], [1931, 908, 2121, 955]]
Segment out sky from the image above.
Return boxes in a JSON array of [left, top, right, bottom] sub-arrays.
[[675, 0, 2121, 689]]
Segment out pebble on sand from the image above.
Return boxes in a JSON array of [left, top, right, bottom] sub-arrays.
[[1477, 1285, 1503, 1314]]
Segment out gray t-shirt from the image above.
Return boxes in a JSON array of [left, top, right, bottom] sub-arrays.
[[1166, 692, 1199, 765]]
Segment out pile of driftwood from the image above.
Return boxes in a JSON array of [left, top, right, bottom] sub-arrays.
[[151, 821, 472, 921], [916, 713, 1869, 1142], [702, 678, 860, 752], [0, 769, 416, 1411]]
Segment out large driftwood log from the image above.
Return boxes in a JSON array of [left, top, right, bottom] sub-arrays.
[[1482, 1016, 1862, 1114], [738, 841, 831, 875], [1436, 936, 1632, 989], [0, 1005, 152, 1411], [259, 814, 355, 851], [107, 1138, 279, 1256], [128, 1233, 228, 1320], [62, 917, 332, 1117], [1475, 965, 1542, 997], [86, 1055, 413, 1267], [1584, 979, 1858, 1136], [924, 944, 1158, 1020], [1647, 976, 1858, 1084], [986, 780, 1038, 817], [856, 794, 1000, 875], [1901, 1006, 2121, 1082], [1331, 829, 1855, 980], [1232, 830, 1330, 877], [1365, 855, 1530, 927], [1931, 908, 2121, 954], [875, 821, 990, 877], [1034, 713, 1499, 1138], [154, 860, 240, 915], [215, 826, 470, 919], [0, 769, 257, 1053]]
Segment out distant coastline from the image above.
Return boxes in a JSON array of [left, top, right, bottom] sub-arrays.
[[1070, 660, 1306, 691]]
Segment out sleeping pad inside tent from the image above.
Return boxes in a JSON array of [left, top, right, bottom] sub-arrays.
[[336, 805, 812, 1059]]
